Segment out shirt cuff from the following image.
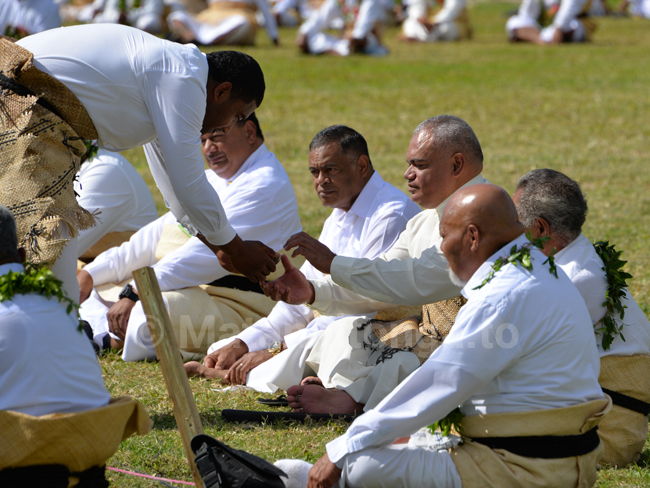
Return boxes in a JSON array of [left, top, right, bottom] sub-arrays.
[[308, 278, 335, 313], [326, 435, 351, 466], [330, 255, 357, 288], [236, 326, 268, 352], [196, 220, 238, 247], [83, 261, 114, 287]]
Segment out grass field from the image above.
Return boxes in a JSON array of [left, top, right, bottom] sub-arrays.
[[105, 3, 650, 485]]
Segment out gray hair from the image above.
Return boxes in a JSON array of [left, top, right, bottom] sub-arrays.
[[414, 115, 483, 165], [0, 205, 19, 261], [515, 169, 587, 245]]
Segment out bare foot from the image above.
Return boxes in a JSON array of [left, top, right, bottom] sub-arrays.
[[300, 376, 323, 386], [286, 384, 364, 415], [184, 361, 229, 381]]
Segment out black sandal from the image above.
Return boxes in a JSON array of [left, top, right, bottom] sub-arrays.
[[256, 395, 289, 407]]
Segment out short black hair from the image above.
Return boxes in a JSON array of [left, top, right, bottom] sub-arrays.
[[515, 169, 588, 245], [309, 125, 372, 168], [237, 112, 264, 142], [206, 51, 265, 107]]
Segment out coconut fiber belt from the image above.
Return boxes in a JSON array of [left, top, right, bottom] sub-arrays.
[[601, 388, 650, 416], [0, 464, 108, 488], [470, 427, 601, 459]]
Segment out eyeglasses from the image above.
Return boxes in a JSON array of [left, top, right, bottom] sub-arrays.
[[202, 116, 239, 140]]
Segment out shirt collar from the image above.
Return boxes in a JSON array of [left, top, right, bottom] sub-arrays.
[[337, 171, 384, 220], [0, 263, 25, 275], [462, 232, 528, 299], [554, 233, 586, 263], [227, 143, 269, 184], [435, 174, 488, 217]]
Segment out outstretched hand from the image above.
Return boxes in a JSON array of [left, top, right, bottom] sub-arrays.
[[199, 234, 280, 282], [260, 254, 315, 305], [284, 232, 336, 275]]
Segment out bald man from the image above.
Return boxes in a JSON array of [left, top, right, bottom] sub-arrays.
[[277, 184, 609, 488]]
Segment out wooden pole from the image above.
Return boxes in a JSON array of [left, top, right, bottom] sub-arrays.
[[133, 267, 204, 488]]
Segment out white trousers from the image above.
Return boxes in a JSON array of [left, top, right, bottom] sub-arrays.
[[276, 443, 462, 488], [50, 225, 79, 308], [167, 10, 251, 44], [402, 19, 460, 41]]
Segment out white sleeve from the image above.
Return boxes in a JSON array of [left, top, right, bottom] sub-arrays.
[[141, 65, 236, 246], [76, 161, 138, 256], [352, 0, 385, 39], [254, 0, 279, 40], [83, 213, 174, 286], [299, 0, 341, 35], [433, 0, 466, 23], [407, 0, 429, 21], [553, 0, 589, 30], [326, 300, 517, 465], [237, 301, 315, 351]]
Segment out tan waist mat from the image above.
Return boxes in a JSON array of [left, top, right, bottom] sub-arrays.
[[79, 230, 137, 261], [0, 396, 151, 477], [597, 354, 650, 467], [452, 397, 612, 488], [0, 38, 98, 266]]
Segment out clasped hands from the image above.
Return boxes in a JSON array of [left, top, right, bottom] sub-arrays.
[[259, 232, 337, 306]]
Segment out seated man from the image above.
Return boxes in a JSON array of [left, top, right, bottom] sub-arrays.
[[76, 147, 158, 262], [400, 0, 472, 43], [92, 0, 165, 34], [167, 0, 279, 46], [295, 0, 390, 56], [263, 115, 487, 413], [0, 0, 60, 38], [78, 113, 301, 361], [506, 0, 596, 44], [513, 168, 650, 468], [0, 205, 150, 485], [186, 125, 421, 391], [275, 184, 609, 488]]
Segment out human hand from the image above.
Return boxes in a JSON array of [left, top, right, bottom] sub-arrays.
[[284, 232, 336, 274], [78, 269, 94, 304], [225, 349, 274, 385], [217, 250, 236, 273], [260, 255, 316, 305], [220, 235, 280, 282], [203, 338, 249, 370], [307, 454, 342, 488], [107, 297, 137, 340]]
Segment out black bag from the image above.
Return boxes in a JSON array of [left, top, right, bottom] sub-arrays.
[[191, 434, 287, 488]]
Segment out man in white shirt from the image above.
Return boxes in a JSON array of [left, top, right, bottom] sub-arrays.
[[513, 168, 650, 468], [93, 0, 166, 34], [506, 0, 595, 44], [296, 0, 390, 56], [262, 115, 487, 413], [0, 0, 60, 37], [277, 184, 608, 488], [78, 113, 302, 362], [75, 148, 158, 260], [0, 205, 150, 486], [167, 0, 280, 46], [4, 25, 277, 307], [185, 125, 420, 390], [401, 0, 472, 42]]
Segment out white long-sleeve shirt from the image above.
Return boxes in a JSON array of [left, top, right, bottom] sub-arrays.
[[555, 234, 650, 358], [309, 174, 487, 316], [18, 24, 236, 246], [326, 234, 604, 465], [298, 0, 385, 40], [0, 0, 60, 35], [84, 144, 301, 292], [405, 0, 466, 24], [75, 149, 158, 257], [236, 171, 422, 352], [552, 0, 590, 30], [0, 263, 110, 416], [209, 0, 279, 41]]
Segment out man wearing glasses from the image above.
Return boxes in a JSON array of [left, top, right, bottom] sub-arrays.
[[1, 24, 278, 306]]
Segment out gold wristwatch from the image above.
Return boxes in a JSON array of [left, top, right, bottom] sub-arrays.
[[268, 341, 283, 357]]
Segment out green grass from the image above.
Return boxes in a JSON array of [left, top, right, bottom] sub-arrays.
[[107, 4, 650, 485]]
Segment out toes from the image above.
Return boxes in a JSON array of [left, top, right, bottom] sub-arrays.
[[287, 384, 305, 396]]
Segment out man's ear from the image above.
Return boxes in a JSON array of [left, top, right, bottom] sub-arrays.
[[18, 247, 26, 263], [467, 224, 480, 252], [450, 153, 465, 177], [534, 217, 551, 238], [212, 81, 233, 103], [356, 154, 371, 178], [244, 120, 257, 143]]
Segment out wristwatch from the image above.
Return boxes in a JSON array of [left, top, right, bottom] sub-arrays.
[[268, 341, 283, 357], [118, 283, 140, 303]]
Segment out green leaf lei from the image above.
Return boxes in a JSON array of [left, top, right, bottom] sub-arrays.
[[82, 141, 99, 164], [0, 264, 80, 328], [593, 241, 632, 351], [428, 407, 464, 438], [473, 231, 558, 290]]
